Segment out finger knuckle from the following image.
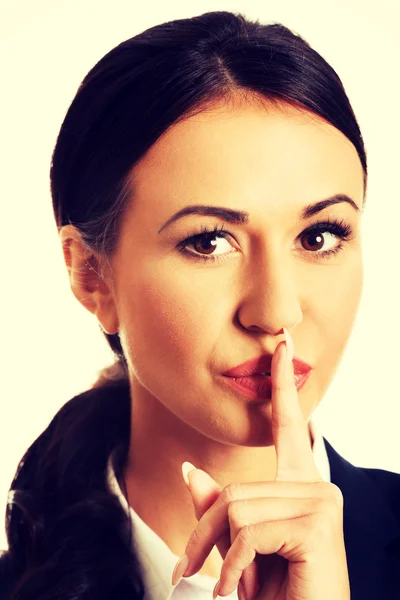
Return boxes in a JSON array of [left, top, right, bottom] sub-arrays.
[[237, 523, 254, 545], [314, 497, 333, 517], [272, 410, 303, 431], [222, 482, 241, 503], [328, 483, 344, 508], [317, 482, 344, 508], [227, 500, 247, 529], [224, 554, 255, 591], [185, 526, 203, 553], [220, 555, 249, 592], [311, 510, 335, 541], [271, 380, 285, 393]]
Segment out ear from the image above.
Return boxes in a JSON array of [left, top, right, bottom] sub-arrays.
[[59, 224, 119, 335]]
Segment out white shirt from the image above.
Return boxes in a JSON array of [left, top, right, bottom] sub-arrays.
[[106, 419, 330, 600]]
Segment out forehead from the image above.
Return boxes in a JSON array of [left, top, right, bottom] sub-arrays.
[[131, 98, 364, 213]]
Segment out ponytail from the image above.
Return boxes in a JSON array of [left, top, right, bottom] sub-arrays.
[[2, 379, 145, 599]]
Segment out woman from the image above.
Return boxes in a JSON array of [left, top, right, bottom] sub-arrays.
[[1, 9, 399, 600]]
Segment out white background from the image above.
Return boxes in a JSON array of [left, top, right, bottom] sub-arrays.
[[1, 0, 399, 550]]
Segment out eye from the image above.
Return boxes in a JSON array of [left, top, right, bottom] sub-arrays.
[[176, 218, 353, 263], [299, 230, 338, 252], [294, 219, 353, 258], [188, 231, 234, 256], [176, 224, 237, 263]]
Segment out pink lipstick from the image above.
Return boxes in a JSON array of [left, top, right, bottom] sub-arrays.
[[222, 353, 312, 401]]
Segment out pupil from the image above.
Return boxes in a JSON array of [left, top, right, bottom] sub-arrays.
[[195, 235, 217, 255], [304, 233, 324, 251]]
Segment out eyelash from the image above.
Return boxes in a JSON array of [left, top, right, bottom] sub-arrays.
[[176, 218, 354, 264]]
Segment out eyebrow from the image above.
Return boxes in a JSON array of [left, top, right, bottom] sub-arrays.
[[157, 193, 360, 234]]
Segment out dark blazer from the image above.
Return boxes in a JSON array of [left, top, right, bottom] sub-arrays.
[[1, 434, 400, 598], [323, 438, 400, 598]]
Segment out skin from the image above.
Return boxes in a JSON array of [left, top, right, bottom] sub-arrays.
[[60, 96, 365, 582], [181, 339, 350, 599]]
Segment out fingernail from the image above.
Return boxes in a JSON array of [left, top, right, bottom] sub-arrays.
[[182, 461, 196, 485], [172, 553, 190, 586], [212, 579, 221, 599], [238, 580, 247, 600], [283, 327, 294, 362]]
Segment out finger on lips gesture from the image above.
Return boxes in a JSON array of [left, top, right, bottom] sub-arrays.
[[172, 328, 350, 600]]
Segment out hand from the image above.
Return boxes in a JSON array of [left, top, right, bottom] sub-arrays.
[[174, 330, 350, 600]]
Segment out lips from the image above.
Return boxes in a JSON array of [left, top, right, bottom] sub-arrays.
[[223, 352, 312, 377], [222, 352, 312, 401]]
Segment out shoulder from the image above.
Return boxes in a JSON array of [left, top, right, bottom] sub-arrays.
[[324, 436, 400, 543], [359, 465, 400, 520], [325, 436, 400, 491], [361, 463, 400, 489], [324, 436, 400, 503]]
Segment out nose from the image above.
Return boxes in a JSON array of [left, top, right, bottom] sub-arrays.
[[236, 249, 303, 336]]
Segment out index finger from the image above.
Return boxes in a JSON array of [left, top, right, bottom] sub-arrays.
[[271, 328, 322, 482]]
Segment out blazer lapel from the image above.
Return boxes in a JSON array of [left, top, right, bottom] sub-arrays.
[[323, 437, 400, 599]]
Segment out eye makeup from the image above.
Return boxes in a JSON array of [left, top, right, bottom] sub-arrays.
[[176, 217, 354, 264]]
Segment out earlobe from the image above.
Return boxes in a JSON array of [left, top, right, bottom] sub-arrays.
[[94, 290, 120, 335], [59, 224, 120, 335]]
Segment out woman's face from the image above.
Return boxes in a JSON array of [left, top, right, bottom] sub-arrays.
[[107, 99, 364, 446]]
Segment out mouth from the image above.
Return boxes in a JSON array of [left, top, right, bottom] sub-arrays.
[[223, 353, 312, 378], [221, 371, 311, 401], [221, 352, 312, 401]]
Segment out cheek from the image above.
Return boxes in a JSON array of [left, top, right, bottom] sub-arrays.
[[310, 258, 363, 383], [323, 260, 363, 334], [119, 268, 221, 379]]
